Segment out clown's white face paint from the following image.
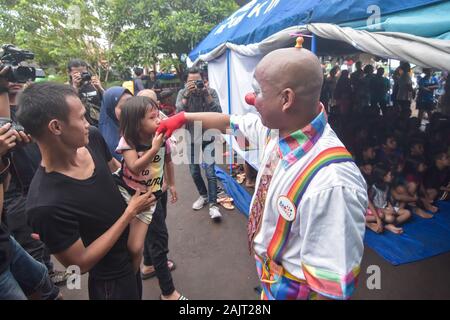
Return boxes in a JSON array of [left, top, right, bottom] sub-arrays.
[[252, 77, 262, 98]]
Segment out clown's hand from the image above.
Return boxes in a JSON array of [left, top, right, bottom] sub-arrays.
[[156, 112, 186, 138]]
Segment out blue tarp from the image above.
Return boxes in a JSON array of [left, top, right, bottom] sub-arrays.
[[216, 168, 450, 265], [215, 166, 251, 218], [365, 201, 450, 265], [190, 0, 448, 61]]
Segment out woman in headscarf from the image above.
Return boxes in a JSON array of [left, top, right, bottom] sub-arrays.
[[99, 86, 133, 160]]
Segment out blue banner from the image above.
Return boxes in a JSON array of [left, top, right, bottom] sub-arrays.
[[189, 0, 447, 61]]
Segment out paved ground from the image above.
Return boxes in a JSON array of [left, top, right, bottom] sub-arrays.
[[57, 163, 450, 300]]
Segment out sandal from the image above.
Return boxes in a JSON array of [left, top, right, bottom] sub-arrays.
[[221, 202, 235, 210], [217, 197, 235, 210], [236, 173, 246, 184], [141, 259, 176, 280], [217, 196, 234, 203]]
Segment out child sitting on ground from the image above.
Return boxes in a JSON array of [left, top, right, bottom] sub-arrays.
[[376, 134, 404, 171], [114, 96, 177, 272], [392, 157, 434, 218], [423, 151, 450, 203], [366, 199, 384, 234], [369, 165, 412, 234], [356, 143, 377, 166]]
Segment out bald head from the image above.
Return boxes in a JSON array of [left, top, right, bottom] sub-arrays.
[[255, 48, 323, 112], [137, 89, 158, 103]]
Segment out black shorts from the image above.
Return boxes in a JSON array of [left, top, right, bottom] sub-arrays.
[[417, 101, 435, 111]]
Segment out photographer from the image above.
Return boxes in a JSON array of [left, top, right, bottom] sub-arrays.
[[1, 48, 65, 283], [0, 65, 60, 300], [68, 59, 104, 126], [1, 74, 71, 286], [176, 67, 223, 221]]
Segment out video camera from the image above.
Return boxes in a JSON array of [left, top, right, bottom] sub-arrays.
[[0, 117, 25, 133], [0, 44, 40, 83]]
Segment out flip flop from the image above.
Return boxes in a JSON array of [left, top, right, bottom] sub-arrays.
[[217, 197, 235, 210], [236, 173, 246, 184], [221, 201, 235, 210], [217, 196, 234, 203], [141, 259, 176, 280]]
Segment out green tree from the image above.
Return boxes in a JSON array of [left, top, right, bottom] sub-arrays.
[[96, 0, 238, 80], [1, 0, 103, 78], [1, 0, 238, 82]]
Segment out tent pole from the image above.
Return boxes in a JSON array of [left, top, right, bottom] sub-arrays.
[[311, 34, 317, 54], [226, 48, 233, 176]]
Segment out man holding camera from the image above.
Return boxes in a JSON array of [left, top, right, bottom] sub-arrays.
[[176, 67, 223, 221], [0, 65, 61, 300], [68, 59, 104, 126], [0, 48, 70, 287]]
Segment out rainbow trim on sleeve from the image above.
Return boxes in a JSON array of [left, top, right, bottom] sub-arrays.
[[302, 263, 360, 300], [267, 147, 354, 264]]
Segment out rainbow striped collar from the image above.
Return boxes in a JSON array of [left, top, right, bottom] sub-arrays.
[[278, 105, 328, 169]]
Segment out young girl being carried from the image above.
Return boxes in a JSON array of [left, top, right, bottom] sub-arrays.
[[115, 96, 177, 271]]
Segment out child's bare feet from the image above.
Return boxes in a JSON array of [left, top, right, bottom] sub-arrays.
[[367, 222, 383, 234], [422, 200, 438, 213], [425, 204, 438, 213], [414, 207, 433, 219], [385, 224, 403, 234]]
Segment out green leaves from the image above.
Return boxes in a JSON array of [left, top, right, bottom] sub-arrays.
[[0, 0, 238, 80], [1, 0, 103, 75]]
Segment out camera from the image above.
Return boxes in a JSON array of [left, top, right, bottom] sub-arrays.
[[0, 44, 37, 83], [0, 117, 25, 133], [195, 80, 204, 89], [80, 71, 92, 83]]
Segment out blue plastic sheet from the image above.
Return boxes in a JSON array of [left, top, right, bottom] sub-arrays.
[[365, 201, 450, 265], [215, 166, 251, 218]]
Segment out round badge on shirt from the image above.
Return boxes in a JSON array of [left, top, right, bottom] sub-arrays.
[[277, 196, 297, 222]]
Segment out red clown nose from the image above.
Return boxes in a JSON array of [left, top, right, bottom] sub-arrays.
[[245, 92, 256, 106]]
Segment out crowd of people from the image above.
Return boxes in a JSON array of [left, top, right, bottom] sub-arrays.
[[321, 61, 450, 234], [321, 61, 450, 120], [0, 49, 449, 300], [0, 57, 227, 300]]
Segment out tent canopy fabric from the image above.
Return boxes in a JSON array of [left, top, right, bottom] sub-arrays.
[[306, 24, 450, 70], [189, 0, 448, 63]]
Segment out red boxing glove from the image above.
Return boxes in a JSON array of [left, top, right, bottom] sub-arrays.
[[156, 111, 187, 138]]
